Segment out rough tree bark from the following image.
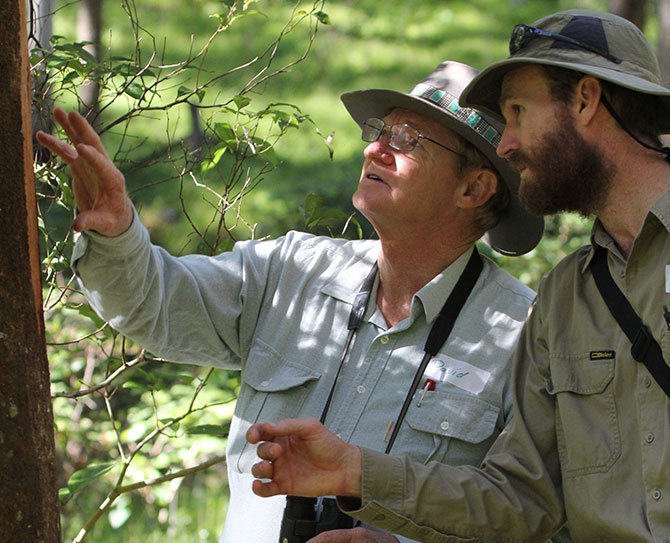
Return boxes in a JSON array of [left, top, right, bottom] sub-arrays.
[[0, 0, 61, 541]]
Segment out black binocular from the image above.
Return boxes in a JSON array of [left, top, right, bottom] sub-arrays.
[[278, 495, 356, 543]]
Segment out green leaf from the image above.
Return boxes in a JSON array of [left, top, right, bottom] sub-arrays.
[[67, 462, 117, 495], [49, 35, 67, 45], [313, 11, 331, 25], [159, 419, 180, 431], [201, 144, 229, 173], [124, 82, 144, 100], [63, 70, 81, 84], [177, 85, 191, 98], [261, 146, 278, 166], [303, 193, 323, 219], [70, 303, 106, 329], [122, 381, 145, 390], [59, 487, 72, 504], [213, 122, 236, 143], [186, 423, 230, 437], [75, 45, 98, 66], [233, 95, 251, 110]]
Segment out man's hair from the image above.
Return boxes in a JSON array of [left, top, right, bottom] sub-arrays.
[[541, 65, 663, 145], [454, 136, 510, 233]]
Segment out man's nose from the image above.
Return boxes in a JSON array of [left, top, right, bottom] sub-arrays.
[[363, 138, 394, 163], [497, 126, 520, 158]]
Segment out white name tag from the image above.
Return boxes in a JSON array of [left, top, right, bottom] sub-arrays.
[[424, 356, 491, 395], [666, 265, 670, 294]]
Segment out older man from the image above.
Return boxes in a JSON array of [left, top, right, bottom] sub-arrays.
[[248, 9, 670, 543], [37, 61, 541, 543]]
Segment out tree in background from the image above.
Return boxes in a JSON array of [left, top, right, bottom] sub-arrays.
[[609, 0, 647, 28], [77, 0, 103, 121]]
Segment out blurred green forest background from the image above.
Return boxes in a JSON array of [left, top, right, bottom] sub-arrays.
[[32, 0, 647, 541]]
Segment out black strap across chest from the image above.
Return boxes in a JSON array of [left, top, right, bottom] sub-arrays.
[[318, 248, 484, 453], [591, 246, 670, 398], [384, 248, 483, 452]]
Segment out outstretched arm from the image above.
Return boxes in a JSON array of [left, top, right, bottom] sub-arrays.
[[247, 417, 362, 499], [35, 108, 133, 236]]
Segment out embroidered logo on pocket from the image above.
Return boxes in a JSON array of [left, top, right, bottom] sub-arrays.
[[590, 350, 615, 360]]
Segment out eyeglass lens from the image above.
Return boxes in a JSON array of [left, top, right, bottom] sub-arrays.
[[361, 118, 419, 152]]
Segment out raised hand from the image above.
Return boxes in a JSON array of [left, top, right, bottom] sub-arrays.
[[35, 108, 133, 236], [246, 417, 362, 499]]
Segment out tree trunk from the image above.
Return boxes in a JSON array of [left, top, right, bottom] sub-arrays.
[[29, 0, 54, 162], [609, 0, 647, 29], [0, 0, 61, 541], [78, 0, 103, 123]]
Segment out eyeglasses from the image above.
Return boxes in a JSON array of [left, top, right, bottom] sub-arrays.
[[361, 117, 465, 157], [509, 23, 622, 64]]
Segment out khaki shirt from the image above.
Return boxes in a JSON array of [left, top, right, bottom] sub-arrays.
[[342, 191, 670, 542]]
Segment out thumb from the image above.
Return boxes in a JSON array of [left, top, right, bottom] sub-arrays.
[[72, 210, 94, 233]]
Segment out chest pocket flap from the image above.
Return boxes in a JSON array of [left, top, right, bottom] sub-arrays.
[[243, 338, 321, 392], [406, 392, 499, 444], [547, 357, 614, 395]]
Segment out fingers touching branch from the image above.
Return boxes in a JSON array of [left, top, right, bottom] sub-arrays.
[[35, 108, 134, 237]]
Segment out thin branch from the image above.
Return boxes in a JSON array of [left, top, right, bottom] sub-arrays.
[[47, 323, 108, 346], [51, 353, 146, 399]]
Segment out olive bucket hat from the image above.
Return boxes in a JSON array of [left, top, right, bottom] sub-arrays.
[[460, 9, 670, 131], [341, 60, 544, 256]]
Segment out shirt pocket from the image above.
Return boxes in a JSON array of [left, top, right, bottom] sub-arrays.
[[233, 339, 321, 473], [547, 354, 621, 477], [403, 392, 500, 465]]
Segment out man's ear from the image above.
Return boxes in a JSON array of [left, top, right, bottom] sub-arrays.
[[574, 75, 603, 126], [457, 168, 498, 209]]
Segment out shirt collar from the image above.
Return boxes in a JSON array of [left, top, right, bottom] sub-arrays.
[[320, 241, 380, 305], [320, 242, 476, 326], [414, 246, 476, 325], [583, 189, 670, 273]]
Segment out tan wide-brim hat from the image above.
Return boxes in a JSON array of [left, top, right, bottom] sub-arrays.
[[461, 9, 670, 131], [341, 60, 544, 257]]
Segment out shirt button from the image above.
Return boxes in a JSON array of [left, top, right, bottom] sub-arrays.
[[646, 432, 655, 443], [356, 385, 366, 394], [261, 380, 270, 387], [440, 420, 450, 431], [380, 336, 390, 345], [644, 377, 652, 388], [652, 489, 662, 501]]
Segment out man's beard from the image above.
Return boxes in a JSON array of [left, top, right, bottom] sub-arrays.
[[508, 108, 617, 217]]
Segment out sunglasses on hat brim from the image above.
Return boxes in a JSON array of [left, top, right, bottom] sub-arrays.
[[509, 23, 623, 65]]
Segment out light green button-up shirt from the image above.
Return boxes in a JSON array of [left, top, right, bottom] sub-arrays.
[[344, 191, 670, 543], [72, 210, 535, 543]]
